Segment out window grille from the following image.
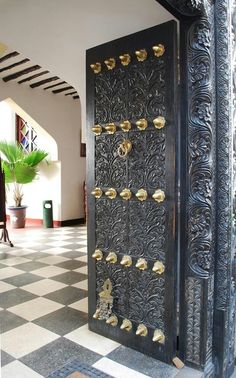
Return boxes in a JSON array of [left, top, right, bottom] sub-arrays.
[[16, 115, 38, 152]]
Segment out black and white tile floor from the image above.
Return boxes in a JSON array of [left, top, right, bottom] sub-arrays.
[[0, 225, 203, 378]]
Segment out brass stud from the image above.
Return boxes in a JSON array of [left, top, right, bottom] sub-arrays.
[[92, 249, 103, 261], [136, 118, 148, 131], [90, 62, 101, 74], [120, 188, 132, 201], [136, 324, 148, 337], [120, 255, 132, 267], [120, 120, 131, 132], [91, 187, 103, 199], [152, 189, 165, 203], [119, 53, 131, 66], [91, 124, 102, 135], [153, 116, 166, 130], [106, 252, 117, 264], [105, 188, 117, 199], [120, 319, 132, 332], [104, 58, 116, 70], [152, 261, 165, 275], [153, 329, 165, 344], [105, 123, 116, 134], [152, 44, 165, 57], [93, 309, 101, 319], [106, 314, 118, 326], [135, 49, 147, 62], [136, 258, 148, 271], [135, 189, 148, 202]]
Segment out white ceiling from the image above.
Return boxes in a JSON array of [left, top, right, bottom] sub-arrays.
[[0, 0, 174, 129]]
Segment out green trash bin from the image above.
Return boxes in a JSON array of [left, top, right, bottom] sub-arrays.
[[43, 200, 53, 228]]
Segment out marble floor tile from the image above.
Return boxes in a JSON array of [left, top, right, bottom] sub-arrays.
[[8, 297, 64, 321], [14, 261, 48, 272], [1, 322, 59, 358], [1, 360, 43, 378], [74, 265, 88, 275], [40, 247, 72, 255], [1, 350, 15, 367], [107, 345, 178, 378], [20, 337, 101, 377], [65, 324, 120, 356], [72, 279, 88, 291], [32, 265, 68, 278], [0, 310, 27, 332], [0, 288, 36, 309], [0, 256, 31, 266], [33, 307, 88, 335], [37, 255, 70, 265], [68, 297, 88, 313], [0, 281, 15, 293], [52, 271, 87, 285], [2, 272, 43, 287], [55, 259, 87, 270], [44, 286, 87, 305], [75, 255, 88, 263], [0, 267, 25, 279], [21, 278, 67, 296], [93, 358, 150, 378]]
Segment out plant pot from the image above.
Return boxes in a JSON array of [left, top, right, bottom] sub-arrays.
[[8, 206, 27, 229]]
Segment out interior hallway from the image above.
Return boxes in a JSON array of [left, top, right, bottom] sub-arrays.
[[0, 225, 202, 378]]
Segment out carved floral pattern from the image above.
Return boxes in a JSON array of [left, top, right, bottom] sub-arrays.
[[129, 202, 166, 261], [186, 277, 201, 364], [95, 134, 127, 188], [128, 131, 166, 189]]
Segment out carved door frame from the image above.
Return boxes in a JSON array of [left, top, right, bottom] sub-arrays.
[[155, 1, 235, 377]]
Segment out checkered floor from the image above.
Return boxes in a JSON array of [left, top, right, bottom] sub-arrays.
[[0, 225, 202, 378]]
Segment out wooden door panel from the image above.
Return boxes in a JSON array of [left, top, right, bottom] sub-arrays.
[[87, 20, 178, 363]]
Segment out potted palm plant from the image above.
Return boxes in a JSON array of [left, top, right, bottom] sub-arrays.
[[0, 141, 48, 228]]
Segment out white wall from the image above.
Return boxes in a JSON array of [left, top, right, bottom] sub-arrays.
[[0, 80, 86, 221], [0, 101, 15, 141], [0, 0, 174, 140]]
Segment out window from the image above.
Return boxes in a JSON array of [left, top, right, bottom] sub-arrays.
[[16, 114, 38, 152]]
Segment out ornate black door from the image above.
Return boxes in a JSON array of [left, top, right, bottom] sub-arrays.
[[86, 20, 178, 363]]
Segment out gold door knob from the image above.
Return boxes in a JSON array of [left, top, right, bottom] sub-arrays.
[[92, 249, 103, 261], [152, 261, 165, 274], [117, 140, 132, 157], [152, 189, 165, 203], [105, 123, 116, 134], [106, 252, 117, 264], [153, 116, 166, 129], [119, 53, 131, 66], [135, 49, 147, 61], [136, 258, 147, 270], [136, 118, 148, 131], [153, 329, 165, 344], [120, 188, 132, 200], [152, 44, 165, 57], [136, 189, 148, 202], [120, 120, 131, 132], [91, 125, 102, 136], [120, 319, 132, 332], [120, 255, 132, 267], [91, 187, 103, 199], [105, 188, 117, 199], [90, 62, 101, 74], [136, 324, 148, 337], [106, 314, 118, 326], [93, 308, 101, 319], [104, 58, 116, 70]]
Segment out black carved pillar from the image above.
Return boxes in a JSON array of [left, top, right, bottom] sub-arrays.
[[213, 1, 236, 377], [156, 1, 235, 377]]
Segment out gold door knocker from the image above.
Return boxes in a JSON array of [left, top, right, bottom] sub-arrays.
[[117, 140, 132, 158]]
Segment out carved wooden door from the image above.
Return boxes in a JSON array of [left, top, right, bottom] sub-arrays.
[[87, 20, 178, 363]]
